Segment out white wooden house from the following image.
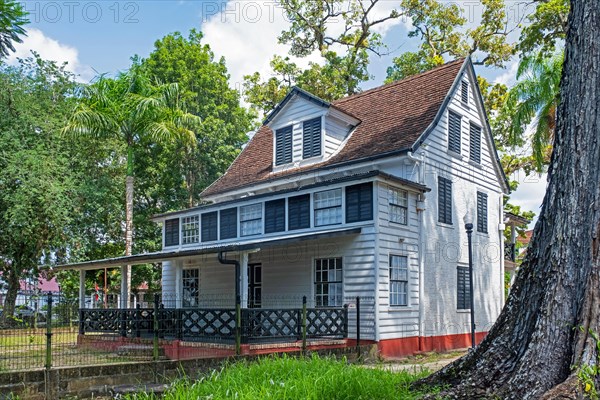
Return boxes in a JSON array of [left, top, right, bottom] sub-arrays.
[[58, 58, 510, 357]]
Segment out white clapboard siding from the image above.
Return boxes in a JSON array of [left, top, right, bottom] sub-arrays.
[[324, 116, 351, 158], [374, 182, 422, 340], [413, 69, 504, 338]]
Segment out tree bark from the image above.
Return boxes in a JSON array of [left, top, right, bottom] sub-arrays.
[[416, 1, 600, 398], [0, 266, 20, 326], [123, 174, 133, 308]]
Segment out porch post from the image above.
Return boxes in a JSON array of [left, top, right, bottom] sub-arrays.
[[240, 252, 249, 308], [175, 260, 183, 308], [78, 269, 86, 309], [120, 265, 130, 308]]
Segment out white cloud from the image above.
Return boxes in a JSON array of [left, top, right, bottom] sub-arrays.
[[495, 57, 519, 86], [6, 28, 94, 82], [509, 170, 547, 226]]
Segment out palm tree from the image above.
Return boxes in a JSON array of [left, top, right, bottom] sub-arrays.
[[63, 69, 199, 306], [506, 52, 563, 171], [0, 0, 28, 59]]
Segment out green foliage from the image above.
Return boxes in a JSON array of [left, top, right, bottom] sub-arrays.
[[141, 30, 253, 204], [126, 355, 434, 399], [0, 0, 28, 58], [0, 55, 78, 318], [518, 0, 569, 57], [386, 0, 514, 82]]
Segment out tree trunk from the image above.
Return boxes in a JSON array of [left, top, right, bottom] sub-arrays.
[[123, 174, 133, 308], [0, 267, 20, 326], [416, 1, 600, 398]]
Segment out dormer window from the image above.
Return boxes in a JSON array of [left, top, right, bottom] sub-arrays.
[[302, 117, 322, 159], [275, 125, 293, 165]]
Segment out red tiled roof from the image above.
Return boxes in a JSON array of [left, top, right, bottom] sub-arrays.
[[201, 59, 465, 197]]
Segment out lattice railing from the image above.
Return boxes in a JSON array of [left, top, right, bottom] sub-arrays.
[[242, 309, 301, 339], [306, 308, 347, 338], [80, 304, 348, 341]]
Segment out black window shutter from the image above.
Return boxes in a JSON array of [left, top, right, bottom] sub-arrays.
[[469, 123, 482, 164], [457, 267, 471, 309], [448, 111, 462, 153], [438, 177, 452, 225], [477, 192, 488, 233], [288, 194, 310, 230], [275, 126, 293, 165], [201, 211, 218, 242], [461, 81, 469, 104], [303, 117, 322, 159], [265, 199, 286, 233], [164, 218, 179, 246], [219, 207, 237, 240], [345, 182, 373, 223]]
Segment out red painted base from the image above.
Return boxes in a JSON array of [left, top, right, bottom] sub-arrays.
[[378, 332, 487, 358]]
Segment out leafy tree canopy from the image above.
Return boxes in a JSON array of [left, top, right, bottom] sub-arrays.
[[0, 0, 28, 59]]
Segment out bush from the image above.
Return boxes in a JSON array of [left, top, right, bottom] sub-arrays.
[[127, 355, 435, 399]]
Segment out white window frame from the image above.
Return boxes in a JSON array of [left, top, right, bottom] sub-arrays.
[[314, 188, 342, 227], [389, 255, 409, 306], [182, 268, 199, 308], [389, 188, 408, 225], [314, 257, 343, 307], [240, 203, 263, 236], [181, 215, 199, 245]]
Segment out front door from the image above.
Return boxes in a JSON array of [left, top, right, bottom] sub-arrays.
[[248, 263, 262, 308]]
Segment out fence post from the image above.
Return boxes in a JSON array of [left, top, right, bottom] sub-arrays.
[[119, 309, 127, 338], [159, 304, 165, 339], [356, 296, 361, 357], [343, 304, 349, 338], [176, 308, 183, 341], [45, 292, 53, 370], [135, 304, 141, 338], [235, 296, 241, 355], [78, 308, 84, 335], [152, 294, 160, 361], [302, 296, 307, 354]]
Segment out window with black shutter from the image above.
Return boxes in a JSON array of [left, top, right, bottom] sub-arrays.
[[438, 177, 453, 225], [201, 211, 218, 242], [275, 125, 293, 165], [448, 110, 462, 154], [164, 218, 179, 247], [469, 122, 482, 164], [457, 266, 471, 310], [265, 199, 286, 233], [288, 194, 310, 230], [303, 117, 322, 159], [345, 182, 373, 223], [461, 81, 469, 105], [477, 192, 488, 233], [220, 207, 237, 240]]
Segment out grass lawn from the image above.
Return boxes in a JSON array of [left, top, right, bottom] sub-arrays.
[[126, 355, 438, 400]]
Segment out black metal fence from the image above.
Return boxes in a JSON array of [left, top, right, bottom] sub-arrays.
[[1, 293, 374, 372]]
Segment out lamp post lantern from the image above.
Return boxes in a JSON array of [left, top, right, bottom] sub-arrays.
[[465, 222, 476, 348]]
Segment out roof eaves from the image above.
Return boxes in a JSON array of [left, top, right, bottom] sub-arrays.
[[263, 86, 331, 125]]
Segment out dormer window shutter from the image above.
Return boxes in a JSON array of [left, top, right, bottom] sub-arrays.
[[461, 81, 469, 105], [448, 111, 462, 154], [275, 126, 293, 165], [302, 117, 322, 159]]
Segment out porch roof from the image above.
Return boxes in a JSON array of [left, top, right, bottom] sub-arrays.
[[51, 227, 363, 271]]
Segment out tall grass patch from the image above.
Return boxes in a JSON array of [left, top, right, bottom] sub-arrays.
[[128, 355, 435, 399]]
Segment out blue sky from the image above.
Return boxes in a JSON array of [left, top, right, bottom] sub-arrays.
[[7, 0, 544, 222]]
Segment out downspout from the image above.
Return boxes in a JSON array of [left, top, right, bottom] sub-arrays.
[[218, 252, 240, 304], [408, 150, 426, 351]]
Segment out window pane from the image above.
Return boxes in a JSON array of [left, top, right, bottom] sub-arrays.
[[240, 203, 262, 236], [182, 215, 200, 245], [389, 255, 409, 306]]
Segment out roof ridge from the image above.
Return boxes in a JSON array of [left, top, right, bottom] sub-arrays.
[[333, 58, 465, 105]]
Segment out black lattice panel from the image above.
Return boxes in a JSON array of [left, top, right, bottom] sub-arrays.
[[243, 309, 300, 339], [81, 309, 121, 333], [306, 308, 347, 338], [180, 309, 236, 339]]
